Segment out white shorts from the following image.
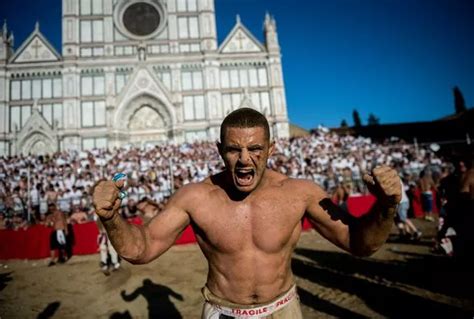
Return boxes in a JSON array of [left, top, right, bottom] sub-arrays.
[[201, 285, 303, 319]]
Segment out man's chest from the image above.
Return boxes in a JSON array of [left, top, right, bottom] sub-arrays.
[[191, 193, 307, 253]]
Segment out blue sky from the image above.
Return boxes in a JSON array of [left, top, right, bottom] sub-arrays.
[[1, 0, 473, 129]]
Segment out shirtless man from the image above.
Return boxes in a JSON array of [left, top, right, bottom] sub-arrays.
[[419, 169, 436, 221], [93, 108, 401, 318], [45, 184, 59, 204], [460, 159, 474, 200], [47, 203, 68, 266], [458, 159, 474, 261]]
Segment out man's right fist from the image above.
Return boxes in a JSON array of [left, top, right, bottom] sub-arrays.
[[93, 180, 123, 220]]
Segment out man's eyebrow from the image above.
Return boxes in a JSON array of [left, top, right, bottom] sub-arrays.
[[248, 144, 264, 148]]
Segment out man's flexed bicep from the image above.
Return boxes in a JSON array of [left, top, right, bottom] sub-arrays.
[[139, 202, 190, 263], [303, 181, 352, 253]]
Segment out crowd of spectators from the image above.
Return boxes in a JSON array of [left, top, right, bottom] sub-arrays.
[[0, 127, 450, 231]]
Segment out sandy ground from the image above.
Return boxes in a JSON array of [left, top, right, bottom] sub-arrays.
[[1, 219, 473, 319]]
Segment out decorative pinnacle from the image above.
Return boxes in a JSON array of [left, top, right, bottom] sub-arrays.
[[265, 12, 271, 22], [2, 20, 7, 35]]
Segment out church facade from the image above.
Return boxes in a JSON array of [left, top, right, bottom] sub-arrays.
[[0, 0, 289, 156]]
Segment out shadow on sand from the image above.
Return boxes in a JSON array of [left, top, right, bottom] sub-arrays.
[[385, 233, 434, 248], [0, 271, 13, 291], [110, 278, 184, 319], [293, 248, 472, 318], [297, 286, 367, 318], [37, 301, 61, 319]]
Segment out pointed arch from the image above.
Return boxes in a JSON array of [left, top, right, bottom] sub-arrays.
[[115, 93, 172, 132], [20, 132, 56, 155]]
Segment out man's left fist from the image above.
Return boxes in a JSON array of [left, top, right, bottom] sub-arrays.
[[363, 166, 402, 207]]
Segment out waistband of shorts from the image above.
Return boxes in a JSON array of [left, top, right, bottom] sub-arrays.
[[202, 284, 297, 318]]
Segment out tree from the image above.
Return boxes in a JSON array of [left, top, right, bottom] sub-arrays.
[[340, 119, 348, 128], [352, 109, 362, 127], [367, 113, 380, 126], [453, 86, 467, 114]]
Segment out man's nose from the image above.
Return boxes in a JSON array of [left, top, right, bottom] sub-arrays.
[[238, 149, 251, 164]]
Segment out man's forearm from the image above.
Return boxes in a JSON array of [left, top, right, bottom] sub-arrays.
[[101, 213, 148, 263], [349, 201, 397, 256]]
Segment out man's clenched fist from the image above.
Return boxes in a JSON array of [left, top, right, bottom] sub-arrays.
[[362, 166, 402, 207], [93, 180, 124, 220]]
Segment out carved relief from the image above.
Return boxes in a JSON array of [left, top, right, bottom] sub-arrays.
[[30, 140, 48, 155], [118, 94, 172, 131], [15, 37, 59, 63], [221, 30, 261, 53], [41, 50, 52, 59], [20, 131, 56, 156], [128, 106, 165, 130]]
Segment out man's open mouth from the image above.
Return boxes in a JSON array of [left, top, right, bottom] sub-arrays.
[[235, 168, 255, 186]]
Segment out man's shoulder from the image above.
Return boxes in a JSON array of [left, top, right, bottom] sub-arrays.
[[174, 176, 222, 198], [267, 170, 325, 194], [166, 177, 223, 213], [276, 173, 320, 188]]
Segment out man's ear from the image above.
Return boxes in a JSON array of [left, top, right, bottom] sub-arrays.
[[268, 141, 275, 157], [216, 140, 223, 155]]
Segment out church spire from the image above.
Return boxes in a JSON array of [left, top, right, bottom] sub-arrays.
[[264, 13, 279, 53], [7, 31, 14, 47], [0, 19, 14, 61], [2, 20, 7, 41]]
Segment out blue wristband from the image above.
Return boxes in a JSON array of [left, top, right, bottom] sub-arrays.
[[112, 173, 127, 199], [112, 173, 127, 182]]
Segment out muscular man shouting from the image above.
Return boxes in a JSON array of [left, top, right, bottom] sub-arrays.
[[93, 108, 401, 318]]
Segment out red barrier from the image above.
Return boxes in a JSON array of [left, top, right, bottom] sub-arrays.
[[0, 195, 379, 260], [0, 225, 52, 259], [176, 225, 197, 245], [347, 195, 376, 217], [72, 222, 99, 255]]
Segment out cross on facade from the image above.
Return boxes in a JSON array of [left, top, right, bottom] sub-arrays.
[[235, 31, 246, 50], [31, 39, 42, 58]]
